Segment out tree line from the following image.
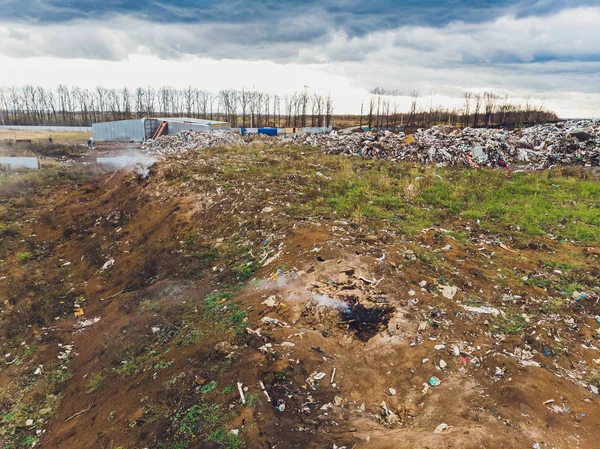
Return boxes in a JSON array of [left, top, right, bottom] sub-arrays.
[[0, 84, 559, 130], [0, 85, 334, 128], [361, 89, 559, 129]]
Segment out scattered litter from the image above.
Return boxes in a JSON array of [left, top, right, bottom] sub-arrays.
[[237, 382, 246, 404], [461, 305, 501, 316], [439, 285, 458, 299], [74, 317, 101, 330], [433, 423, 449, 434], [380, 401, 399, 425], [100, 258, 114, 271], [262, 296, 279, 307], [306, 372, 327, 390], [429, 376, 441, 387], [261, 316, 288, 327]]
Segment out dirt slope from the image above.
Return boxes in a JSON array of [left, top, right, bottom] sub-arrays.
[[1, 146, 600, 449]]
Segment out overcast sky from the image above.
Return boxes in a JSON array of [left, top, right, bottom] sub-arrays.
[[0, 0, 598, 117]]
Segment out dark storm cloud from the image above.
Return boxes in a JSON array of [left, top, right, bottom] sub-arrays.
[[1, 0, 594, 30], [0, 0, 599, 103]]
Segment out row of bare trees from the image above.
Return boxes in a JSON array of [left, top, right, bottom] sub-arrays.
[[0, 85, 335, 128], [360, 90, 559, 129]]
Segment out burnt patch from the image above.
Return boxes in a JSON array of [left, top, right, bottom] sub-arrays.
[[342, 297, 394, 341]]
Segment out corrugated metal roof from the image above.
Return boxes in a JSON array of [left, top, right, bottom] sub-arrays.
[[154, 117, 229, 125]]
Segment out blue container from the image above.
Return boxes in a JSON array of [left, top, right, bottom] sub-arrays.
[[258, 128, 277, 136]]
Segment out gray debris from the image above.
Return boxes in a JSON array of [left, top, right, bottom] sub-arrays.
[[142, 130, 246, 154], [284, 120, 600, 168]]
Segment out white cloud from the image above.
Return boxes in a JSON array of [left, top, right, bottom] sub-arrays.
[[0, 7, 599, 117]]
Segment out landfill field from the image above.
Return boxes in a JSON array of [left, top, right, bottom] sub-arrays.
[[141, 120, 600, 170], [1, 132, 600, 449]]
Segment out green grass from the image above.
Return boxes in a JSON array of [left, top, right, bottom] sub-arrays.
[[86, 372, 106, 393], [16, 252, 31, 263], [492, 310, 528, 335], [523, 277, 550, 289], [200, 380, 217, 394], [539, 298, 565, 315], [279, 156, 600, 243], [154, 400, 242, 449]]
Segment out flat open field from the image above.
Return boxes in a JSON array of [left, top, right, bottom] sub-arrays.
[[1, 133, 600, 449], [0, 129, 91, 146]]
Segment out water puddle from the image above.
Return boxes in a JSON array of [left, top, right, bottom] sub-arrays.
[[0, 157, 39, 170]]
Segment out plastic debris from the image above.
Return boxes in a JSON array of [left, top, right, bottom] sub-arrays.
[[429, 376, 441, 387], [439, 285, 458, 299], [433, 423, 449, 434], [461, 305, 501, 316]]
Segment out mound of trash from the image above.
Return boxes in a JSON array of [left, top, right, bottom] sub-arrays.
[[140, 121, 600, 169], [142, 130, 246, 154], [285, 120, 600, 168]]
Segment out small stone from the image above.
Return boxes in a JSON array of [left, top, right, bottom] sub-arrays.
[[439, 360, 447, 369], [389, 388, 397, 395]]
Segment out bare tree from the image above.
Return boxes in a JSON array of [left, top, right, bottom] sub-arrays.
[[473, 94, 482, 127], [368, 96, 375, 129], [483, 92, 498, 126], [409, 90, 420, 126], [325, 93, 334, 127], [462, 92, 473, 128]]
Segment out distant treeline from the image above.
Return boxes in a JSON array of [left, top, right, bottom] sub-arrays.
[[0, 85, 334, 129], [359, 90, 559, 129], [0, 85, 559, 130]]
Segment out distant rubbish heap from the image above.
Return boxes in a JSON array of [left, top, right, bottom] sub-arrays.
[[142, 121, 600, 168], [142, 130, 246, 154], [286, 120, 600, 168]]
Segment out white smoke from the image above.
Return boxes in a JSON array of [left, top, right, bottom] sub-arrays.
[[96, 150, 158, 177], [311, 293, 352, 315]]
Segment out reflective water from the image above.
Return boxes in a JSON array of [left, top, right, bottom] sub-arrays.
[[0, 157, 39, 170]]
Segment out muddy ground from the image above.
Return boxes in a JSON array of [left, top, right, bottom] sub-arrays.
[[1, 138, 600, 449]]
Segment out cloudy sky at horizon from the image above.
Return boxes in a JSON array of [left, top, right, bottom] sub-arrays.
[[0, 0, 599, 117]]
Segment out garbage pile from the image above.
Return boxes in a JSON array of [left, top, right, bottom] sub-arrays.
[[141, 130, 246, 155], [283, 120, 600, 168]]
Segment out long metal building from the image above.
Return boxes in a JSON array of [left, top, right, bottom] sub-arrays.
[[92, 117, 230, 142]]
